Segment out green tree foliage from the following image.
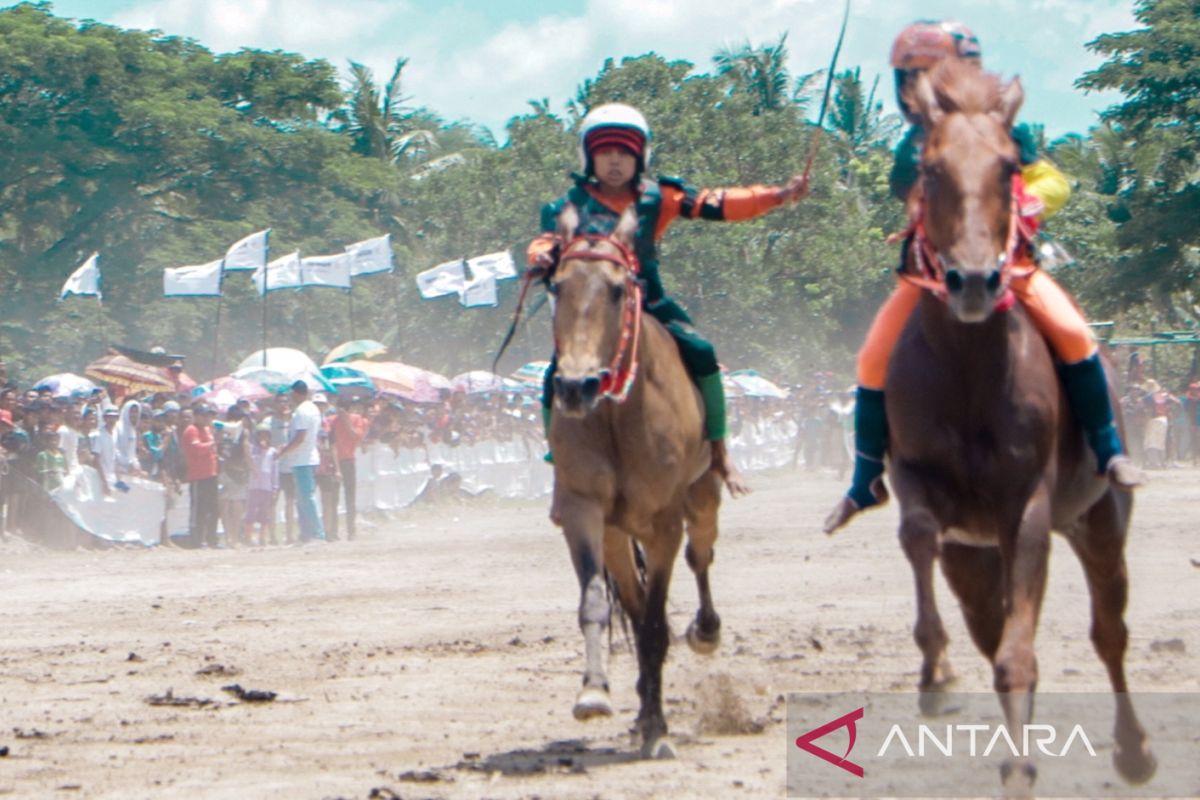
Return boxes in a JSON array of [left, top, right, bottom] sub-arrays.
[[1075, 0, 1200, 309]]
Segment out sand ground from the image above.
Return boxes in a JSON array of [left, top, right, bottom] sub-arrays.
[[1, 467, 1196, 799]]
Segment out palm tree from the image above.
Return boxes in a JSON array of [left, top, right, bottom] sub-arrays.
[[714, 34, 793, 115], [336, 58, 440, 165]]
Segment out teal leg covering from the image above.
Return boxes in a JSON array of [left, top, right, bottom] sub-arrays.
[[1060, 353, 1123, 473], [848, 387, 888, 509], [541, 405, 553, 463], [695, 372, 727, 441]]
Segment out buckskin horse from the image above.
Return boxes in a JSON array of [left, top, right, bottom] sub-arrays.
[[881, 60, 1155, 792], [541, 203, 723, 759]]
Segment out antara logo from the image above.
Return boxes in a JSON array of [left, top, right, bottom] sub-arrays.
[[876, 723, 1097, 758], [794, 707, 865, 777]]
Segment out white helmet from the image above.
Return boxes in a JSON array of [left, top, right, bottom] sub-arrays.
[[578, 103, 652, 174]]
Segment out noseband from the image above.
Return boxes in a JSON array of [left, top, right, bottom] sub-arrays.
[[551, 234, 644, 403], [899, 174, 1037, 311]]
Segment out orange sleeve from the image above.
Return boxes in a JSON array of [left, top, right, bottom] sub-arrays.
[[653, 186, 685, 239], [526, 234, 557, 265], [702, 185, 784, 221]]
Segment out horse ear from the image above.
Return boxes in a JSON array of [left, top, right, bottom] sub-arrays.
[[912, 71, 945, 130], [556, 203, 580, 241], [995, 76, 1024, 131], [612, 206, 638, 249]]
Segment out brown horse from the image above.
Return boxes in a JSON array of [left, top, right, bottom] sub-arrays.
[[885, 60, 1156, 792], [545, 203, 723, 758]]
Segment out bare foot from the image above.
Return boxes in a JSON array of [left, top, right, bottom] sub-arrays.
[[1107, 455, 1145, 490], [710, 440, 752, 498], [822, 478, 888, 535]]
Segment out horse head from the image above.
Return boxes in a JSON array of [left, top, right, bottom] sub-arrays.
[[909, 59, 1025, 323], [549, 203, 642, 417]]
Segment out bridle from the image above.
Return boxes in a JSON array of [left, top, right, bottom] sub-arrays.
[[547, 233, 644, 403], [899, 173, 1037, 311]]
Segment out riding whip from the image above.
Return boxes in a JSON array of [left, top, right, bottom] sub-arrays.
[[802, 0, 852, 183]]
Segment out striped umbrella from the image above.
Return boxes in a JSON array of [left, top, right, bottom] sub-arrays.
[[510, 360, 551, 387], [323, 339, 388, 365], [85, 354, 175, 393]]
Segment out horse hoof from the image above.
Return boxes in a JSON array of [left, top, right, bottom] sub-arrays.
[[572, 686, 613, 721], [640, 735, 676, 760], [917, 683, 958, 717], [686, 619, 720, 655], [1000, 759, 1036, 797], [1114, 744, 1157, 785]]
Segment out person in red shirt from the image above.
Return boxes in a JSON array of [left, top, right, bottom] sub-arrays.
[[182, 404, 219, 548], [331, 395, 368, 540]]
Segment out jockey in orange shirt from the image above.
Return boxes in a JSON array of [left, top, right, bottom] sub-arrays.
[[826, 20, 1142, 533], [528, 103, 809, 496]]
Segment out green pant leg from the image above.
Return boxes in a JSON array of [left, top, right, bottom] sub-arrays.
[[652, 300, 724, 440]]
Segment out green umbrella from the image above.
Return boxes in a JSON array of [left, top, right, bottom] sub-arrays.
[[323, 339, 388, 365]]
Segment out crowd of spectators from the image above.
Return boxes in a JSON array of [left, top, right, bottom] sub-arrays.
[[0, 358, 547, 547]]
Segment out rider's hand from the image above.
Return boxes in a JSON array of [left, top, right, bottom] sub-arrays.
[[777, 173, 811, 204]]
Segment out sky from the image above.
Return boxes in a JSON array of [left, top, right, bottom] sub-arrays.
[[33, 0, 1138, 140]]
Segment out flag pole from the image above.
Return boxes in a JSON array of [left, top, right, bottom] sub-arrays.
[[348, 285, 356, 341], [211, 294, 223, 378], [262, 286, 268, 368]]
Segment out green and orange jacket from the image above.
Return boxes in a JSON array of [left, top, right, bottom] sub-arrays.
[[528, 174, 783, 305]]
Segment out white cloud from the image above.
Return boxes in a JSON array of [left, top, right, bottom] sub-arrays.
[[106, 0, 1140, 138], [114, 0, 403, 53]]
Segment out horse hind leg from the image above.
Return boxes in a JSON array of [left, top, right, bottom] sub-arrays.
[[684, 471, 722, 654], [1067, 492, 1156, 784], [898, 506, 955, 715]]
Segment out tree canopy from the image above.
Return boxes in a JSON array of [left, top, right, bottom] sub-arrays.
[[0, 2, 1195, 388]]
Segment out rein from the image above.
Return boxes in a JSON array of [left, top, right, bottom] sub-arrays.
[[898, 175, 1037, 310], [553, 234, 644, 403]]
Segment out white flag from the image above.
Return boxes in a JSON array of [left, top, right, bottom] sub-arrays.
[[252, 251, 302, 296], [416, 258, 467, 299], [300, 253, 352, 290], [345, 234, 393, 276], [224, 229, 270, 272], [163, 259, 223, 297], [467, 250, 517, 280], [459, 266, 498, 308], [60, 252, 101, 300]]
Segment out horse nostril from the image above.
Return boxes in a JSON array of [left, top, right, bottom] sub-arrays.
[[986, 269, 1002, 293], [945, 269, 964, 294], [553, 375, 565, 396], [581, 376, 601, 402]]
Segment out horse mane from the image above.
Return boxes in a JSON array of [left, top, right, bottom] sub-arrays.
[[925, 59, 1004, 116]]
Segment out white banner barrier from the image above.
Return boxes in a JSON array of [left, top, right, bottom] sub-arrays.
[[50, 468, 167, 546], [43, 421, 802, 547]]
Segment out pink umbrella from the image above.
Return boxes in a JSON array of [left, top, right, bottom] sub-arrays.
[[195, 376, 272, 405]]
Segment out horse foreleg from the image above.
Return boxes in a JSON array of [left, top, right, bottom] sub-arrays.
[[633, 515, 685, 759], [684, 471, 722, 654], [1067, 491, 1156, 784], [898, 506, 954, 714], [559, 492, 614, 721], [994, 484, 1052, 795]]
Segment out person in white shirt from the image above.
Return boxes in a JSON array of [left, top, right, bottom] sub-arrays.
[[277, 380, 325, 542], [90, 406, 120, 495]]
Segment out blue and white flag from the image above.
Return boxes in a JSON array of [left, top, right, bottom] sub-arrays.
[[224, 229, 270, 272], [163, 259, 223, 297], [300, 253, 352, 290], [459, 266, 498, 308], [416, 258, 468, 299], [467, 250, 517, 281], [345, 234, 393, 277], [252, 251, 302, 296], [60, 252, 101, 300]]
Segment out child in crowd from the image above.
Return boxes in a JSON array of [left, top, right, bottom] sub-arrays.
[[35, 430, 65, 493], [245, 425, 278, 546]]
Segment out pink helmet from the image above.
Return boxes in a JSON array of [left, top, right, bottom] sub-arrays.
[[891, 20, 982, 124]]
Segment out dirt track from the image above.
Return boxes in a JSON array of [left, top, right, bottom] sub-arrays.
[[1, 467, 1197, 799]]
